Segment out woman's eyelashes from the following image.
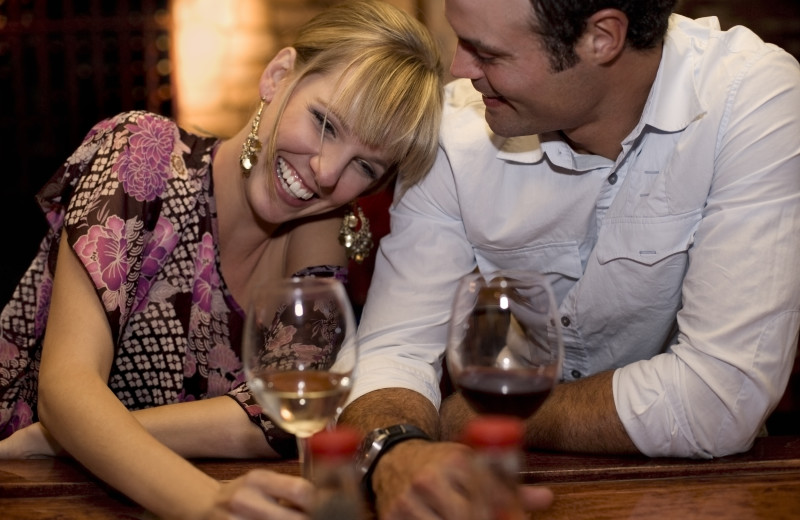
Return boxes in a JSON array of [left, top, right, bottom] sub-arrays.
[[312, 108, 336, 137], [358, 159, 377, 180]]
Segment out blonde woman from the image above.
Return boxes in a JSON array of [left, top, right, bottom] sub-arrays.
[[0, 1, 442, 518]]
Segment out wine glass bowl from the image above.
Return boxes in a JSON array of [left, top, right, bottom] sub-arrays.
[[446, 270, 563, 419], [242, 276, 357, 477]]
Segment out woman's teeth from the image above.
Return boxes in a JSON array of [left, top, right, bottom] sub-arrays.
[[277, 157, 313, 200]]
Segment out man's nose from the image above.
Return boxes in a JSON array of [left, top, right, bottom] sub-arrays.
[[450, 43, 482, 80]]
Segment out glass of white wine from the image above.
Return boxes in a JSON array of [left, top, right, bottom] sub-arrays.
[[242, 276, 358, 479]]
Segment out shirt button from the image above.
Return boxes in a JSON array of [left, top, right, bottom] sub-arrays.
[[571, 370, 582, 379], [608, 173, 618, 185], [560, 316, 571, 327]]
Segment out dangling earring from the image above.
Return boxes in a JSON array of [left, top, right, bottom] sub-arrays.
[[240, 98, 265, 178], [339, 202, 373, 264]]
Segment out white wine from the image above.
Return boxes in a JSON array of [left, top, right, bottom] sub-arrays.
[[250, 369, 352, 437]]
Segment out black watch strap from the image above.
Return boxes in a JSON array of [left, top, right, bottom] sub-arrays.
[[358, 424, 431, 500]]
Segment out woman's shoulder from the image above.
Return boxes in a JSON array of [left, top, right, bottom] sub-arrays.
[[83, 111, 217, 147]]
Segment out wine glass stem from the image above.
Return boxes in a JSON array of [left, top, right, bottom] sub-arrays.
[[297, 435, 313, 480]]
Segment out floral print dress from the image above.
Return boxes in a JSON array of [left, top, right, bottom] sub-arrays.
[[0, 111, 345, 457]]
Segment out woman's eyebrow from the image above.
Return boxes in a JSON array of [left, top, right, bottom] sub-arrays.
[[317, 99, 390, 170]]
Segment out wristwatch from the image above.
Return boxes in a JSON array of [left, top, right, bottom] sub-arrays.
[[356, 424, 432, 498]]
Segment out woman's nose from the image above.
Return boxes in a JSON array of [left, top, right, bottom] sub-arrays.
[[310, 150, 346, 189]]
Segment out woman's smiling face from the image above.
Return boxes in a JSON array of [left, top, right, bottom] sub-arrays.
[[247, 65, 391, 226]]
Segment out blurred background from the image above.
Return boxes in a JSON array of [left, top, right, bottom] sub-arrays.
[[0, 0, 798, 428]]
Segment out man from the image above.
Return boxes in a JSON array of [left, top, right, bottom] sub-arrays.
[[336, 0, 800, 518]]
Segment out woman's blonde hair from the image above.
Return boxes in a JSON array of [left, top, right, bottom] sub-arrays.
[[264, 0, 443, 196]]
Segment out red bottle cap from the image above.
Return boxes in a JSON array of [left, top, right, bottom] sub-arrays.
[[309, 427, 362, 458], [461, 415, 524, 450]]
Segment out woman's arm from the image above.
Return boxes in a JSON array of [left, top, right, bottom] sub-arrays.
[[37, 239, 223, 519], [0, 395, 278, 460]]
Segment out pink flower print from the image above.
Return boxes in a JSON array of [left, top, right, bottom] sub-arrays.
[[113, 115, 176, 202], [85, 118, 117, 141], [231, 370, 247, 388], [207, 371, 233, 396], [184, 349, 197, 377], [45, 208, 64, 231], [293, 343, 325, 366], [141, 217, 179, 277], [1, 401, 34, 436], [192, 233, 220, 313], [133, 217, 178, 311], [34, 276, 53, 337], [244, 403, 263, 416], [0, 337, 20, 363], [133, 278, 153, 314], [207, 344, 242, 373], [232, 392, 264, 417], [269, 323, 297, 351], [74, 215, 131, 311]]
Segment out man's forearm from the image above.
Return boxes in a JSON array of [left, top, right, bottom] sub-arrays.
[[442, 370, 640, 453], [338, 388, 441, 439], [527, 370, 639, 453]]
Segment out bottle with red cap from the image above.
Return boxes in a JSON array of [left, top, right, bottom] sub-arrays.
[[309, 427, 366, 520], [461, 415, 525, 518]]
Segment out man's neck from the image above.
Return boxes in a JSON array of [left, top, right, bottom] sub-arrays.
[[563, 44, 662, 160]]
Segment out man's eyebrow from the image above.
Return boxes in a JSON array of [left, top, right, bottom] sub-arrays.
[[458, 36, 506, 56]]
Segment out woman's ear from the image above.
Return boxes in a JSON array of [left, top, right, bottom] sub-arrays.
[[579, 8, 628, 65], [260, 47, 298, 102]]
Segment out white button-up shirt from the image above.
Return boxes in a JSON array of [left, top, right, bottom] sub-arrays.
[[341, 15, 800, 458]]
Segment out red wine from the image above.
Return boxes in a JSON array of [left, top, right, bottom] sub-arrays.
[[457, 367, 554, 418]]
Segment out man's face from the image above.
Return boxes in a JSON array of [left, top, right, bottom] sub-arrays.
[[445, 0, 596, 138]]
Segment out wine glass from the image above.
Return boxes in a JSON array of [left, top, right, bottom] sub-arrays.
[[446, 270, 563, 420], [242, 276, 358, 479]]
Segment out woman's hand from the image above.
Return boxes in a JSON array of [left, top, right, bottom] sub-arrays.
[[0, 422, 65, 459], [206, 470, 316, 520]]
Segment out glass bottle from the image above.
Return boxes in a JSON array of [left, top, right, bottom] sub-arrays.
[[462, 415, 525, 518], [309, 427, 366, 520]]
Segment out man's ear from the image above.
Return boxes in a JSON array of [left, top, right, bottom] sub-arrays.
[[579, 8, 628, 65], [259, 47, 297, 102]]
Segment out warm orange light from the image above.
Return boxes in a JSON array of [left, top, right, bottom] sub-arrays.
[[170, 0, 274, 138]]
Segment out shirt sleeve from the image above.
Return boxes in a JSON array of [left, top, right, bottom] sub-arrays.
[[614, 46, 800, 458], [58, 112, 188, 343]]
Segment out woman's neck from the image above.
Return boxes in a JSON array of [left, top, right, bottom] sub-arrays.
[[212, 136, 283, 305]]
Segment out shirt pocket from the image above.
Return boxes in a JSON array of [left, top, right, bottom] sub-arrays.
[[595, 211, 702, 266], [474, 241, 583, 280]]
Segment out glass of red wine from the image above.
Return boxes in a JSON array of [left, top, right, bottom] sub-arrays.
[[446, 270, 563, 419]]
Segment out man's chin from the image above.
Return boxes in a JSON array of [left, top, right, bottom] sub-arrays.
[[485, 111, 520, 137]]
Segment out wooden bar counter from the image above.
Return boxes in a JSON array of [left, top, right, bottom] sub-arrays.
[[1, 436, 798, 519]]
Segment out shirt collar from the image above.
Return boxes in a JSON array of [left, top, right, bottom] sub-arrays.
[[637, 14, 710, 135]]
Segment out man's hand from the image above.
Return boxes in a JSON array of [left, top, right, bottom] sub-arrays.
[[0, 422, 65, 459], [372, 439, 553, 520]]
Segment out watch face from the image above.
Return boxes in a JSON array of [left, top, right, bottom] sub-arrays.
[[356, 428, 387, 475], [357, 425, 432, 485]]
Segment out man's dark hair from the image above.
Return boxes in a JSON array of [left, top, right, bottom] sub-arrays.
[[529, 0, 678, 72]]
